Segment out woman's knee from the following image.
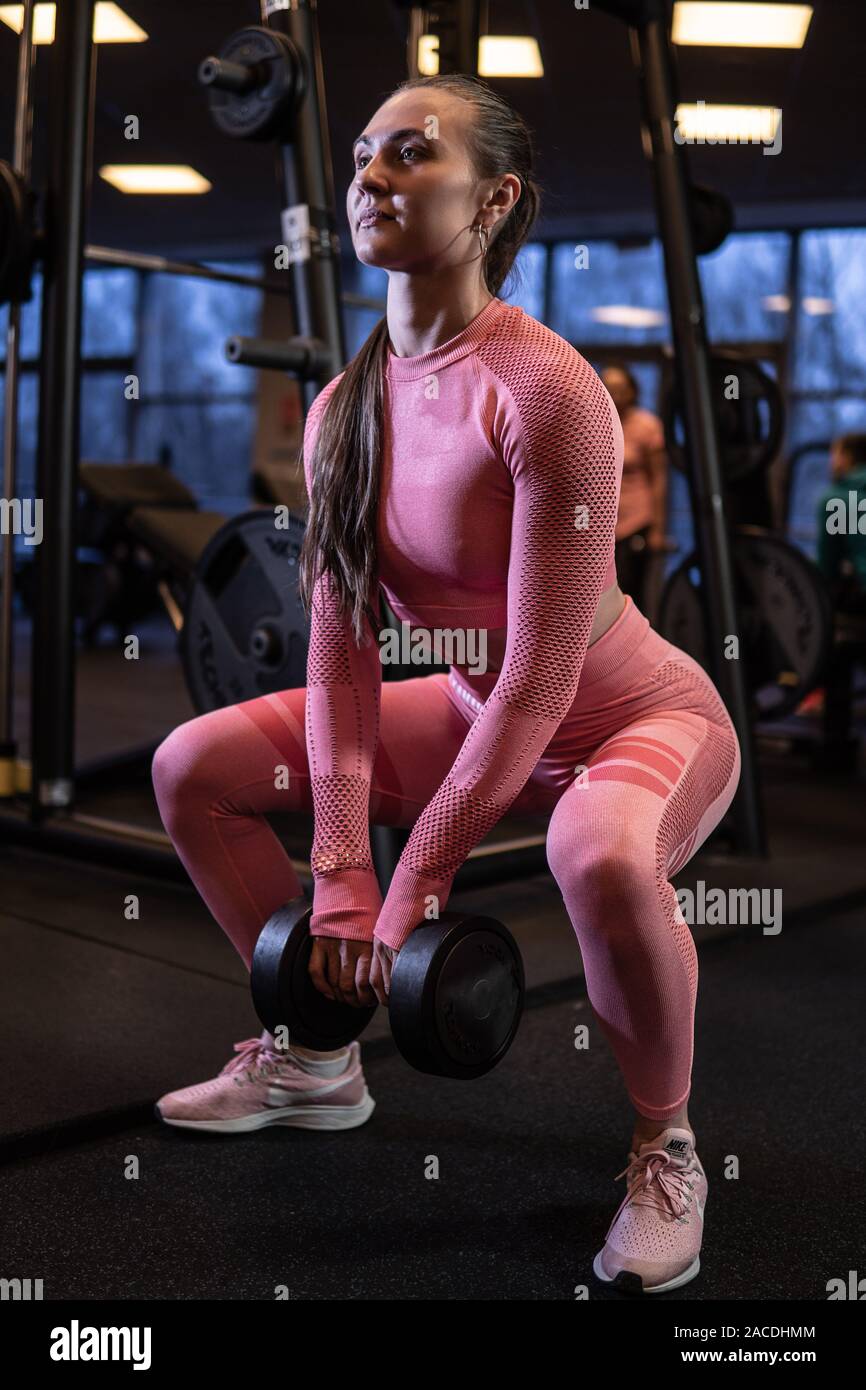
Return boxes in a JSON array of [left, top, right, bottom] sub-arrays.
[[151, 714, 233, 820], [152, 721, 199, 814], [546, 798, 652, 906]]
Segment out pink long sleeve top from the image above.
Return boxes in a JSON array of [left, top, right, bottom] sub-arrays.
[[302, 296, 624, 950]]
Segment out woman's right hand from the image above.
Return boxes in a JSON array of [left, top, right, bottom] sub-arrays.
[[308, 937, 377, 1009]]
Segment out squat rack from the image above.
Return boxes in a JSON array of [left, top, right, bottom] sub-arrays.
[[0, 0, 764, 881]]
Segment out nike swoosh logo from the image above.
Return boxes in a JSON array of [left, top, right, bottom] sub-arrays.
[[695, 1196, 705, 1220]]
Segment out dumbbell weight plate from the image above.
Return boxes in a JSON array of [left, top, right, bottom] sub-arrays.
[[389, 912, 525, 1080], [251, 898, 378, 1050]]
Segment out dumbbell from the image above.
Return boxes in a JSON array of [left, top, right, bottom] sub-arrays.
[[250, 896, 525, 1080]]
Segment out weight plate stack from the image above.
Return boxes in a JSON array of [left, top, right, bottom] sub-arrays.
[[180, 508, 310, 713]]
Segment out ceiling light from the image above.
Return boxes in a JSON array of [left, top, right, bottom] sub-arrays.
[[0, 3, 147, 43], [672, 3, 812, 48], [675, 102, 782, 145], [762, 295, 791, 312], [418, 34, 543, 77], [99, 166, 211, 195], [802, 297, 834, 316], [591, 306, 667, 328]]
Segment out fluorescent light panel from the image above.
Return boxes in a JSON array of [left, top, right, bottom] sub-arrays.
[[675, 102, 781, 143], [672, 3, 812, 48], [802, 297, 834, 316], [591, 306, 667, 328], [99, 165, 211, 195], [418, 34, 543, 77], [0, 3, 147, 43]]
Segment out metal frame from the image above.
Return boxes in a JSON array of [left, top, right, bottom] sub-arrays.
[[1, 0, 759, 877], [595, 0, 766, 853], [84, 244, 384, 312]]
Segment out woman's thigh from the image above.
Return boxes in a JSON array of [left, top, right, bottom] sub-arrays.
[[545, 663, 742, 897], [152, 672, 471, 828]]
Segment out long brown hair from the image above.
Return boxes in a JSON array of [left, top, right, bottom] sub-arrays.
[[297, 73, 542, 647]]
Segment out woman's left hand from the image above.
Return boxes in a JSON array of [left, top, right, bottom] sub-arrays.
[[369, 938, 399, 1005]]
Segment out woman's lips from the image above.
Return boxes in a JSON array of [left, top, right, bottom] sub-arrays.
[[358, 211, 393, 227]]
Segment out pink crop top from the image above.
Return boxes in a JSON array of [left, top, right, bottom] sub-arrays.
[[301, 296, 624, 950]]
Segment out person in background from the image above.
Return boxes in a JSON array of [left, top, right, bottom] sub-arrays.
[[815, 432, 866, 607], [601, 362, 675, 614], [797, 432, 866, 739]]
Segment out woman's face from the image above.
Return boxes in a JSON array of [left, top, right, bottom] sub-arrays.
[[347, 89, 512, 275], [830, 442, 852, 480], [602, 367, 637, 415]]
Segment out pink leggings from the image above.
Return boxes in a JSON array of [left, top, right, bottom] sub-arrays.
[[152, 596, 740, 1122]]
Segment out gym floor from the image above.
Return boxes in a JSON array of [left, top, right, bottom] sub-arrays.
[[1, 618, 864, 1300]]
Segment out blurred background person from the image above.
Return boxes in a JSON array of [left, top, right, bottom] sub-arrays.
[[601, 361, 675, 620], [797, 432, 866, 745], [815, 432, 866, 610]]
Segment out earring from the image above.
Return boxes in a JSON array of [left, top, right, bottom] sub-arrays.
[[475, 223, 490, 256]]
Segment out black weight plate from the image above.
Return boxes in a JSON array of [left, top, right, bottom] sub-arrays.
[[203, 26, 301, 142], [663, 351, 784, 483], [658, 527, 832, 719], [180, 508, 310, 713], [251, 899, 377, 1050], [389, 913, 525, 1080]]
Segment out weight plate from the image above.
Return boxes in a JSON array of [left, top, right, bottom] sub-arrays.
[[251, 898, 377, 1050], [389, 913, 525, 1080], [658, 526, 832, 719], [180, 508, 310, 713], [662, 350, 784, 483], [202, 26, 302, 142]]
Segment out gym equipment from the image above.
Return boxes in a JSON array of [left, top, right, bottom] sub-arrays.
[[389, 913, 525, 1079], [662, 350, 784, 483], [0, 159, 36, 306], [180, 508, 309, 713], [658, 526, 832, 719], [250, 897, 525, 1080], [689, 184, 734, 257], [252, 898, 378, 1052], [198, 25, 304, 142]]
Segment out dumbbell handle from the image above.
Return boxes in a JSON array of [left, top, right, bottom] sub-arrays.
[[198, 56, 261, 95]]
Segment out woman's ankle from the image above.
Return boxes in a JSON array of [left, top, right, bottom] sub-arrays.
[[631, 1115, 694, 1149]]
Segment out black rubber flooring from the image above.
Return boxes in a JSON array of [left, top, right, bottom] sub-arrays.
[[1, 897, 863, 1301]]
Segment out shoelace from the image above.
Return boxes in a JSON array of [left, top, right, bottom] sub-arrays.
[[219, 1037, 288, 1084], [604, 1147, 696, 1240]]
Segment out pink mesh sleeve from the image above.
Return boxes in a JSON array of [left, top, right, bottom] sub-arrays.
[[374, 352, 623, 949], [301, 385, 385, 941]]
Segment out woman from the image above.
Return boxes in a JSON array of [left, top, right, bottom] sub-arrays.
[[152, 74, 741, 1297], [601, 361, 673, 613]]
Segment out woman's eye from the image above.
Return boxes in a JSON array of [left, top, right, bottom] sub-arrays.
[[354, 146, 423, 172]]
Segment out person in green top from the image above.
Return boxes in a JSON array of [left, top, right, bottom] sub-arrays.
[[808, 433, 866, 755], [815, 432, 866, 606]]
